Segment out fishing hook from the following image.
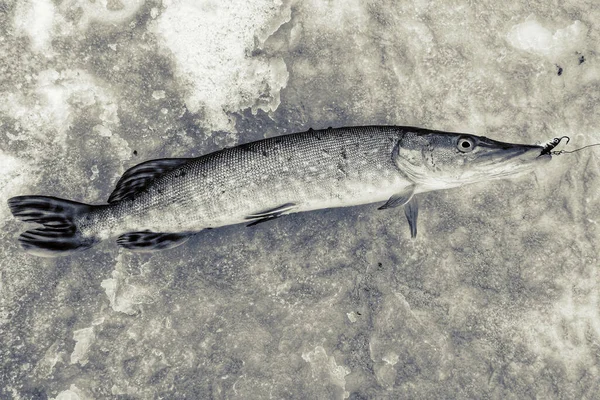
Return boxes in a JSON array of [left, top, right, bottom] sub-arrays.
[[540, 136, 570, 156]]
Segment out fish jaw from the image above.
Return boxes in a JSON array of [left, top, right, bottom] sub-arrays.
[[471, 142, 551, 180]]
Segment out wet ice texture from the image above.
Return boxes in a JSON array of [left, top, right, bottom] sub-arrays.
[[1, 0, 600, 399]]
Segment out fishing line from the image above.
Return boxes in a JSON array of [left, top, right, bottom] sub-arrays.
[[551, 143, 600, 155]]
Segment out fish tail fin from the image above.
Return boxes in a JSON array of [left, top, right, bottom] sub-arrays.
[[7, 196, 99, 257]]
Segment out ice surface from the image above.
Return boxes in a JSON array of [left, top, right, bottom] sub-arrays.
[[1, 0, 600, 398]]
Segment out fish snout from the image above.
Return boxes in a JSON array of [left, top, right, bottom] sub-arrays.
[[509, 144, 550, 162]]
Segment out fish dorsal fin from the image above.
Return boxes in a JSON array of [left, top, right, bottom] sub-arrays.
[[108, 158, 191, 203], [377, 184, 415, 210]]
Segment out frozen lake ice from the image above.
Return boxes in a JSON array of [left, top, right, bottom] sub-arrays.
[[1, 0, 600, 398]]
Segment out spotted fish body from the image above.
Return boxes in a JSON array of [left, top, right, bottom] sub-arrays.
[[86, 126, 410, 238], [8, 126, 551, 256]]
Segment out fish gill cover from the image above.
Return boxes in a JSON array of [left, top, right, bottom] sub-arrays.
[[1, 0, 599, 399]]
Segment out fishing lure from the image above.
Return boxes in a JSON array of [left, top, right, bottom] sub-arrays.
[[542, 136, 600, 156]]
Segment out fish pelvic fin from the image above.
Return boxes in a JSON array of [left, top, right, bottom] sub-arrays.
[[8, 196, 99, 257], [117, 231, 194, 252], [108, 158, 192, 203], [245, 203, 297, 226]]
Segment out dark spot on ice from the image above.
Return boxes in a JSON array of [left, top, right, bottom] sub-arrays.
[[579, 55, 585, 64], [221, 190, 225, 194], [148, 367, 169, 385], [262, 150, 268, 157], [356, 311, 362, 316], [133, 150, 138, 156], [557, 65, 563, 76], [322, 149, 330, 155], [179, 170, 186, 177], [123, 357, 139, 377], [250, 48, 264, 57], [341, 149, 347, 159]]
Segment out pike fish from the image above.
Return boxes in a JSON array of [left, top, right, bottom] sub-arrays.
[[8, 126, 554, 257]]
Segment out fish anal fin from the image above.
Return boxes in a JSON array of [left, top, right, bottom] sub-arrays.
[[378, 185, 415, 210], [245, 203, 297, 226], [117, 230, 194, 252], [108, 158, 192, 203], [404, 196, 419, 238]]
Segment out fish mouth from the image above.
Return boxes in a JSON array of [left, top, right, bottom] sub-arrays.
[[477, 137, 550, 162], [471, 139, 551, 181], [511, 145, 550, 162]]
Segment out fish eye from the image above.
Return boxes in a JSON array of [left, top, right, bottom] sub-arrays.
[[457, 137, 475, 153]]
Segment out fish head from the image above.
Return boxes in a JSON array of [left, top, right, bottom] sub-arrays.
[[394, 130, 551, 192]]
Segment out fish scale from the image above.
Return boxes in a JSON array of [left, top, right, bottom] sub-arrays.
[[84, 126, 411, 238]]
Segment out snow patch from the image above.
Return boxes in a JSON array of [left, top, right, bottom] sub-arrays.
[[151, 0, 290, 132], [13, 0, 57, 54], [61, 0, 145, 30], [507, 18, 588, 60], [52, 385, 87, 400], [2, 69, 122, 147], [0, 152, 29, 220], [302, 346, 350, 399], [101, 259, 156, 315], [70, 327, 95, 365], [152, 90, 166, 100]]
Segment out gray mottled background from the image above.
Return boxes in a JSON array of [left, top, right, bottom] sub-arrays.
[[1, 0, 600, 399]]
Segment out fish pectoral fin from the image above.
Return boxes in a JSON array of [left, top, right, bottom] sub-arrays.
[[245, 203, 297, 227], [403, 196, 419, 238], [108, 158, 192, 203], [116, 230, 194, 252], [378, 185, 415, 210]]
